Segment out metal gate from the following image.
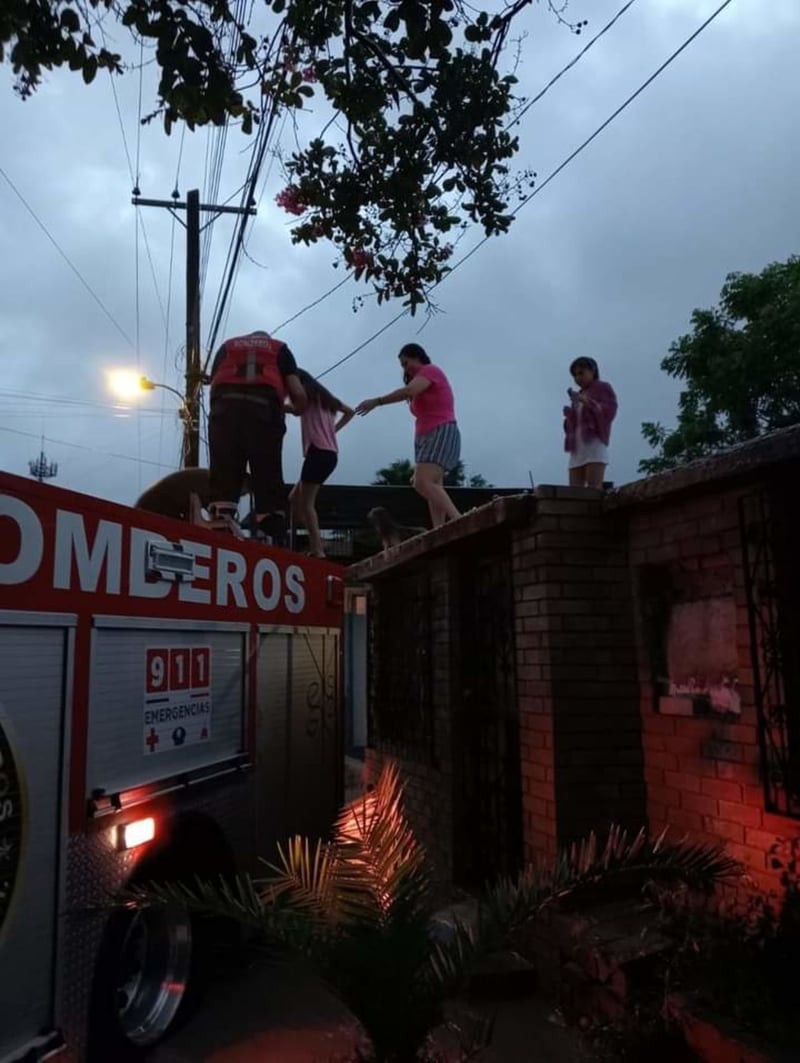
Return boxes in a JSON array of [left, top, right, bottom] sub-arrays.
[[454, 548, 523, 888], [256, 626, 341, 846], [740, 486, 800, 818]]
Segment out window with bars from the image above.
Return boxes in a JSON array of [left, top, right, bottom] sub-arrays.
[[740, 486, 800, 818], [370, 569, 435, 762]]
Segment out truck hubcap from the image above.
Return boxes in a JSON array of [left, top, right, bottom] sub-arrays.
[[115, 906, 193, 1045]]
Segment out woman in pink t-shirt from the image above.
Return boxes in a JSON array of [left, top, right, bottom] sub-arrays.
[[356, 343, 461, 528], [287, 369, 354, 557]]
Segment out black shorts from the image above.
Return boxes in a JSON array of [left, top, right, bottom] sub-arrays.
[[301, 446, 338, 485]]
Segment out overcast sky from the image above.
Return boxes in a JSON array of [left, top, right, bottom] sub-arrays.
[[1, 0, 798, 507]]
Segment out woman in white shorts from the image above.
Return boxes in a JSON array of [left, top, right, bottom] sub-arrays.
[[563, 356, 618, 488]]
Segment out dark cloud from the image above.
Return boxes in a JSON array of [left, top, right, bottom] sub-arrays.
[[1, 0, 798, 505]]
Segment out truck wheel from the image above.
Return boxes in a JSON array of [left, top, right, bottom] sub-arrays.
[[88, 901, 193, 1061], [88, 816, 238, 1061]]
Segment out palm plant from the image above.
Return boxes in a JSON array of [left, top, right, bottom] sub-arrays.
[[127, 765, 740, 1062]]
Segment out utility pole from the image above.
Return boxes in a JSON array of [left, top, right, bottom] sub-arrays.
[[185, 189, 201, 468], [133, 188, 256, 468]]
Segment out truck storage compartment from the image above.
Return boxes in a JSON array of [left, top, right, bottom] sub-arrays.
[[256, 626, 341, 846], [0, 614, 72, 1062], [86, 618, 249, 798]]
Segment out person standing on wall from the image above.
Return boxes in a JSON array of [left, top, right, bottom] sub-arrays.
[[563, 356, 618, 489], [286, 369, 354, 558], [207, 329, 307, 542], [355, 343, 461, 528]]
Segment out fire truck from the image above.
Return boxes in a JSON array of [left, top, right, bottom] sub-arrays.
[[0, 470, 344, 1062]]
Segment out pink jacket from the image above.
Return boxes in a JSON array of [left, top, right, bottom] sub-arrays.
[[563, 380, 618, 453]]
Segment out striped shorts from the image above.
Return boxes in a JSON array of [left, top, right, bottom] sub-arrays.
[[414, 421, 461, 472]]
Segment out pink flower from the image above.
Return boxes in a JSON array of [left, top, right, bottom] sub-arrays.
[[348, 248, 374, 270], [302, 65, 318, 83], [275, 186, 307, 217]]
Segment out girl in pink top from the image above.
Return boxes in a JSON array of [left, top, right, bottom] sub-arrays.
[[563, 356, 618, 488], [287, 369, 354, 557], [356, 343, 461, 528]]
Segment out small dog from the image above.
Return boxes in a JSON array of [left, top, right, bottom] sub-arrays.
[[367, 507, 425, 552]]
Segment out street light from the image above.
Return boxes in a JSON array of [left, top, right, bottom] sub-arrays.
[[106, 369, 149, 402], [139, 377, 187, 404], [106, 369, 200, 468], [106, 370, 186, 406]]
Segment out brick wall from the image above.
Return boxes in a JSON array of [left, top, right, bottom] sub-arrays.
[[357, 473, 800, 900], [627, 485, 790, 894], [512, 489, 645, 862]]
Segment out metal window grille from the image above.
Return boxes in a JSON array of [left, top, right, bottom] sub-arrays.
[[371, 570, 434, 762], [740, 488, 800, 818]]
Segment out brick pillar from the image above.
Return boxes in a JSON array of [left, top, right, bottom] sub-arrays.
[[513, 488, 645, 857], [512, 520, 559, 864]]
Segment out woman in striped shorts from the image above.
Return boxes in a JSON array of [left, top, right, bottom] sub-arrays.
[[356, 343, 461, 528]]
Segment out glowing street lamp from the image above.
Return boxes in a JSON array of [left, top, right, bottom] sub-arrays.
[[106, 369, 149, 402], [105, 369, 198, 468], [106, 370, 187, 406]]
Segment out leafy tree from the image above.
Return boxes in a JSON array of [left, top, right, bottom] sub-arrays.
[[1, 0, 587, 310], [372, 458, 414, 485], [129, 765, 739, 1063], [373, 458, 492, 487], [640, 256, 800, 474], [444, 459, 493, 488]]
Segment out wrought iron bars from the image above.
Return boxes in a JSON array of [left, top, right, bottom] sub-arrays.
[[740, 488, 800, 818]]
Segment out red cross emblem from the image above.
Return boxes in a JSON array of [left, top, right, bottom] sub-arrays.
[[146, 728, 160, 753]]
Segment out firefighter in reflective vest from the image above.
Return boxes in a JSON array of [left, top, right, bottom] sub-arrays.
[[207, 330, 306, 542]]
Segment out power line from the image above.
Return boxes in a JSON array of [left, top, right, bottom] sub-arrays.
[[507, 0, 640, 131], [135, 38, 144, 187], [450, 0, 736, 278], [0, 425, 175, 469], [106, 66, 169, 330], [317, 307, 409, 380], [200, 0, 249, 298], [174, 126, 187, 190], [0, 411, 166, 419], [271, 0, 641, 344], [0, 166, 136, 349], [271, 275, 352, 334], [203, 26, 290, 368], [202, 95, 282, 366], [106, 62, 136, 179], [316, 0, 735, 381], [158, 128, 186, 466], [101, 27, 169, 336], [0, 387, 141, 410], [134, 38, 146, 493]]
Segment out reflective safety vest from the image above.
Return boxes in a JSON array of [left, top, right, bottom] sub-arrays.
[[210, 332, 286, 400]]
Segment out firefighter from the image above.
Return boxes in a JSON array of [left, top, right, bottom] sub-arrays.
[[207, 329, 306, 542]]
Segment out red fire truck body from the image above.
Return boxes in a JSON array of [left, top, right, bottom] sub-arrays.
[[0, 470, 344, 1062]]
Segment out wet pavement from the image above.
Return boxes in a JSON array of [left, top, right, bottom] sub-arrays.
[[151, 953, 582, 1063]]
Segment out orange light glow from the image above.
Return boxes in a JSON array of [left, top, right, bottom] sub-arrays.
[[118, 816, 156, 850]]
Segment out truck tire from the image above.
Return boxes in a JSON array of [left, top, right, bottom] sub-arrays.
[[87, 898, 194, 1061], [87, 817, 239, 1061]]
